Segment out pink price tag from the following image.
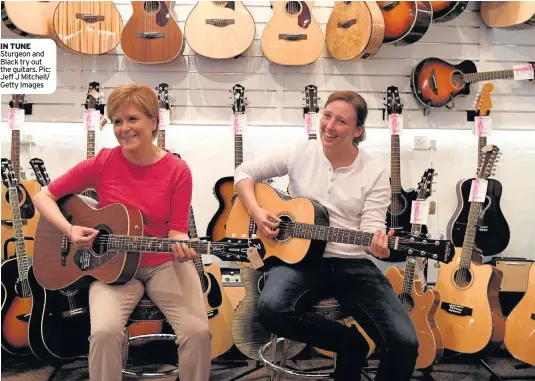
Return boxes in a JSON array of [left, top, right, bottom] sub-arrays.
[[410, 200, 429, 225], [8, 109, 24, 130], [469, 179, 488, 203], [388, 114, 403, 135], [513, 64, 534, 81], [84, 109, 100, 131], [159, 108, 170, 131], [232, 113, 246, 135], [304, 113, 319, 135], [473, 116, 491, 137]]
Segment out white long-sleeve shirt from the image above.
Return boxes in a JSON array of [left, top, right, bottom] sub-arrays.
[[234, 139, 391, 259]]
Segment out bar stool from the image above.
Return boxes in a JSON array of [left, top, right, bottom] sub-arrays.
[[121, 294, 179, 378], [258, 297, 375, 381]]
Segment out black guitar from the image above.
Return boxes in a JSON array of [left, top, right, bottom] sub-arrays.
[[447, 83, 510, 256], [26, 158, 90, 362]]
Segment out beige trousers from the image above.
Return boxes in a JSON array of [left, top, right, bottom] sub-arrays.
[[88, 260, 211, 381]]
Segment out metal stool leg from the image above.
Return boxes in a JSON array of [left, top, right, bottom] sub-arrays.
[[275, 339, 291, 381]]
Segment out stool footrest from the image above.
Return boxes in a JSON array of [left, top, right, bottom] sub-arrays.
[[127, 333, 176, 345], [123, 333, 179, 378]]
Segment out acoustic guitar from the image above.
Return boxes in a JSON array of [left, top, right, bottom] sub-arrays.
[[49, 1, 123, 55], [410, 58, 535, 109], [184, 1, 255, 59], [376, 1, 432, 45], [430, 1, 468, 23], [504, 262, 535, 366], [434, 145, 505, 354], [32, 194, 255, 291], [1, 1, 58, 37], [385, 168, 444, 369], [1, 158, 33, 356], [261, 1, 324, 66], [26, 158, 91, 363], [325, 1, 385, 61], [448, 84, 510, 257], [2, 95, 40, 262], [121, 1, 184, 64], [481, 1, 535, 29]]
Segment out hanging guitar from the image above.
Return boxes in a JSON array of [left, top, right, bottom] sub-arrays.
[[430, 1, 469, 23], [376, 1, 432, 45]]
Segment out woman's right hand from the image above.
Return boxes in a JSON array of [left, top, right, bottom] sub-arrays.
[[251, 207, 281, 239], [69, 225, 99, 248]]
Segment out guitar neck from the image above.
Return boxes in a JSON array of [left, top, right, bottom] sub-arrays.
[[108, 235, 212, 253], [459, 201, 483, 269], [11, 129, 21, 181], [401, 258, 417, 295], [7, 187, 30, 280], [390, 134, 401, 193], [478, 136, 487, 167], [87, 129, 96, 159], [465, 70, 515, 84], [234, 132, 243, 169], [291, 223, 393, 248], [157, 130, 166, 149], [187, 206, 206, 283]]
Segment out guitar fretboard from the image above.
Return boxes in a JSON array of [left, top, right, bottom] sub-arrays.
[[157, 130, 166, 150], [87, 130, 95, 159], [234, 133, 243, 169], [390, 134, 401, 193], [459, 201, 483, 269], [478, 136, 487, 167], [10, 130, 21, 180], [464, 70, 515, 84], [401, 257, 418, 295], [187, 206, 207, 289], [107, 235, 212, 253], [7, 187, 30, 285]]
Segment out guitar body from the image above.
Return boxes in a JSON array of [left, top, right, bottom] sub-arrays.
[[232, 267, 306, 360], [430, 1, 469, 23], [481, 1, 535, 29], [448, 178, 510, 256], [49, 1, 123, 55], [410, 57, 478, 108], [325, 1, 385, 61], [376, 1, 432, 45], [261, 1, 324, 65], [121, 1, 183, 64], [1, 1, 58, 37], [185, 1, 255, 59], [206, 176, 235, 242], [387, 187, 425, 235], [1, 258, 32, 355], [385, 265, 443, 369], [27, 265, 90, 362], [33, 194, 142, 290], [434, 249, 505, 354], [504, 262, 535, 366]]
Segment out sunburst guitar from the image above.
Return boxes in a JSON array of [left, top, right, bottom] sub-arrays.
[[1, 1, 58, 37], [376, 1, 432, 45], [261, 1, 324, 65], [325, 1, 385, 61], [430, 1, 468, 23]]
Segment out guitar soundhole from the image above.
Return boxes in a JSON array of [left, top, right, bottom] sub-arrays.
[[450, 70, 465, 90], [453, 267, 472, 288], [144, 1, 160, 13], [399, 292, 415, 313], [388, 194, 407, 216], [274, 215, 293, 243], [91, 229, 110, 256], [285, 1, 302, 15]]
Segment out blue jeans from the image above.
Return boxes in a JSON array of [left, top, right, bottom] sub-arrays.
[[257, 257, 419, 381]]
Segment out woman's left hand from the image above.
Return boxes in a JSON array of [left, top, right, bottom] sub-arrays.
[[369, 229, 395, 259], [172, 242, 199, 263]]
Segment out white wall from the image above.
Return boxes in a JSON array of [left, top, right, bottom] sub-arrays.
[[2, 1, 535, 282]]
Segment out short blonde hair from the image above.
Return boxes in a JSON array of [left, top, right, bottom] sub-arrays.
[[324, 91, 368, 146], [106, 84, 160, 139]]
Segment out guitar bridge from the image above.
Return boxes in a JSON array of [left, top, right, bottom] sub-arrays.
[[279, 34, 307, 41], [206, 19, 235, 27], [441, 302, 473, 316], [207, 309, 219, 319], [137, 32, 165, 39], [75, 13, 105, 23], [338, 19, 357, 28]]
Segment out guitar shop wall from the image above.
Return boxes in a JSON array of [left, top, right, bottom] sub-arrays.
[[1, 1, 535, 284]]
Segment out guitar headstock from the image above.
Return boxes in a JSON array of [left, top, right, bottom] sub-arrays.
[[302, 84, 320, 115], [29, 158, 50, 187], [230, 84, 246, 114], [85, 81, 101, 111], [473, 83, 494, 116], [477, 144, 500, 180], [211, 237, 266, 263], [9, 94, 26, 110], [157, 83, 170, 110], [1, 158, 18, 189], [399, 233, 454, 264], [384, 86, 403, 116], [416, 168, 435, 200]]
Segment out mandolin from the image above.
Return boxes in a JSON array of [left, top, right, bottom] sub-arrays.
[[1, 1, 58, 37], [410, 57, 535, 109], [261, 1, 324, 65], [430, 1, 468, 23], [447, 84, 510, 256], [184, 1, 255, 59], [481, 1, 535, 29], [49, 1, 123, 55], [434, 145, 505, 354], [376, 1, 432, 45], [121, 1, 184, 64], [325, 1, 385, 61]]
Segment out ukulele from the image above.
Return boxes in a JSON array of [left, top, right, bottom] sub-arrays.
[[430, 1, 469, 23], [121, 1, 184, 64], [325, 1, 385, 61], [184, 1, 255, 59], [26, 158, 91, 362], [1, 1, 58, 37], [376, 1, 432, 45], [481, 1, 535, 29], [434, 145, 505, 354], [0, 158, 33, 356], [260, 1, 324, 65], [447, 83, 510, 256], [1, 94, 40, 262], [385, 168, 444, 369], [410, 58, 535, 109], [49, 1, 123, 55], [82, 82, 102, 202]]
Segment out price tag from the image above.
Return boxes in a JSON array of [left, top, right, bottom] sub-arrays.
[[232, 113, 247, 135], [8, 108, 24, 130], [410, 200, 430, 225], [159, 108, 170, 131], [247, 247, 264, 270], [304, 113, 320, 135], [388, 114, 403, 135], [84, 109, 100, 131], [513, 64, 534, 81], [473, 116, 491, 137], [469, 179, 488, 202]]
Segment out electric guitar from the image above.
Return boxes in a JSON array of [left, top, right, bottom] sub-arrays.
[[481, 1, 535, 29], [447, 83, 510, 256], [26, 158, 90, 362], [431, 1, 469, 23], [376, 1, 432, 45], [1, 1, 58, 37], [385, 168, 444, 369], [1, 158, 33, 356], [434, 145, 505, 354]]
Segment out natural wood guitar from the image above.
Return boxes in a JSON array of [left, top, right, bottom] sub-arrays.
[[325, 1, 384, 61], [121, 1, 183, 64], [261, 1, 324, 65], [434, 145, 505, 354], [1, 1, 58, 37], [481, 1, 535, 29], [430, 1, 468, 23], [504, 262, 535, 366], [49, 1, 123, 55], [185, 1, 255, 59], [376, 1, 432, 45]]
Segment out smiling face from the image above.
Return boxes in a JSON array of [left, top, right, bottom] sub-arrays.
[[319, 99, 364, 150], [112, 104, 156, 153]]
